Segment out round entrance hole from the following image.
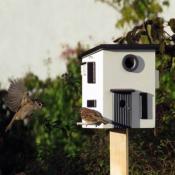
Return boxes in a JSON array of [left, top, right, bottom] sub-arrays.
[[122, 54, 139, 72]]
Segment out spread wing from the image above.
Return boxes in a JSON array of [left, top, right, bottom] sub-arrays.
[[6, 79, 28, 112]]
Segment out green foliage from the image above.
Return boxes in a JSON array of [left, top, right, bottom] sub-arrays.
[[31, 58, 83, 157], [129, 129, 175, 175], [97, 0, 169, 28]]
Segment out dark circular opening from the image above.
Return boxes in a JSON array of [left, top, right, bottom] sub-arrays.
[[122, 54, 139, 72], [119, 100, 125, 108], [125, 57, 135, 68]]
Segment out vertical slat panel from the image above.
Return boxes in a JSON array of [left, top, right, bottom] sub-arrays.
[[123, 94, 125, 125], [129, 94, 131, 126], [126, 94, 129, 126], [127, 94, 129, 126], [124, 94, 126, 125], [113, 92, 132, 128], [119, 93, 121, 128], [115, 93, 116, 122], [117, 93, 119, 125], [121, 94, 123, 126], [117, 93, 119, 126], [119, 94, 121, 125], [115, 94, 116, 122]]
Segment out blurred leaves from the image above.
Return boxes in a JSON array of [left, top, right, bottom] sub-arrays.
[[97, 0, 169, 28]]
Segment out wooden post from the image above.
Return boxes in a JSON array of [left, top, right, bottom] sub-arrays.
[[110, 129, 129, 175]]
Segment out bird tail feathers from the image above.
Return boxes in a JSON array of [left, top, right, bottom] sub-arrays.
[[5, 116, 16, 132], [101, 117, 111, 124]]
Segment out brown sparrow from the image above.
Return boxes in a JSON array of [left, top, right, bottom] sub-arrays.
[[5, 79, 42, 132], [80, 107, 108, 125]]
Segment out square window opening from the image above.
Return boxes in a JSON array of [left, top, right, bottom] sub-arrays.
[[87, 100, 97, 107]]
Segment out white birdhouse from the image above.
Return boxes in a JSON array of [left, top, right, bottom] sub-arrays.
[[80, 44, 159, 129]]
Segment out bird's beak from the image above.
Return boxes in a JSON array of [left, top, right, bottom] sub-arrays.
[[40, 101, 44, 107], [39, 102, 43, 108]]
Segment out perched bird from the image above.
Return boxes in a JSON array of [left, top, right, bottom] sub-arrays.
[[5, 79, 42, 132], [80, 107, 108, 125]]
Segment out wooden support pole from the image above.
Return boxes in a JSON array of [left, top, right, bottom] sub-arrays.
[[110, 129, 129, 175]]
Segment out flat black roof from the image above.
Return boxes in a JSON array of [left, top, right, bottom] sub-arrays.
[[110, 89, 135, 94], [80, 44, 158, 58]]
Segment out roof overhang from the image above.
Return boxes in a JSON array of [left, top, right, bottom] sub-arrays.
[[80, 44, 158, 59]]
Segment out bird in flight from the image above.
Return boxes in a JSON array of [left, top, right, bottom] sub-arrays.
[[5, 79, 42, 132], [80, 107, 108, 125]]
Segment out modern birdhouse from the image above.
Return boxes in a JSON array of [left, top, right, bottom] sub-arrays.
[[80, 44, 159, 129]]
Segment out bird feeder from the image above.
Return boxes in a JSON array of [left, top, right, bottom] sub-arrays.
[[80, 44, 159, 129]]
